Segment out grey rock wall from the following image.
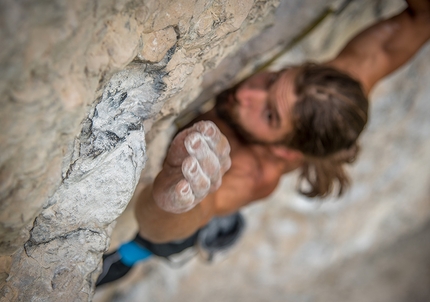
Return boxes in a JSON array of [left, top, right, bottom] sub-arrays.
[[0, 0, 310, 300], [2, 0, 427, 301]]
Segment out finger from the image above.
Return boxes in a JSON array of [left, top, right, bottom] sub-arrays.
[[195, 121, 231, 160], [164, 127, 196, 167], [184, 132, 221, 183], [182, 156, 211, 199], [153, 175, 195, 214], [194, 121, 231, 176], [171, 179, 196, 213]]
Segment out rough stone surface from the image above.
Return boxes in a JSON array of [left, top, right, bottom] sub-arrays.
[[0, 0, 295, 300], [2, 0, 429, 301], [0, 0, 143, 256], [139, 27, 178, 63]]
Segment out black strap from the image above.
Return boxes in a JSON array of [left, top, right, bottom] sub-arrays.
[[133, 231, 200, 258]]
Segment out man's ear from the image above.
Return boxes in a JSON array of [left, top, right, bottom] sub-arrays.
[[270, 145, 304, 162]]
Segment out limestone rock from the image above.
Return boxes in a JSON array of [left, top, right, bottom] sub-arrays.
[[2, 0, 429, 301], [139, 27, 178, 63], [0, 0, 282, 300]]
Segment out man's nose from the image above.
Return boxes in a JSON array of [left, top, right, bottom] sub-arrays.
[[236, 88, 267, 108]]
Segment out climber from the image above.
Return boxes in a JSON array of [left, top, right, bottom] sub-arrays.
[[97, 0, 430, 286]]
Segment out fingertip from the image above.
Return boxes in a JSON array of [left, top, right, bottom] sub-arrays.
[[196, 121, 218, 139], [182, 156, 199, 176], [184, 132, 203, 153], [177, 179, 191, 195], [175, 180, 195, 208]]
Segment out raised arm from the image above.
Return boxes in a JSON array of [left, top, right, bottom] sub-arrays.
[[329, 0, 430, 94], [135, 121, 232, 243]]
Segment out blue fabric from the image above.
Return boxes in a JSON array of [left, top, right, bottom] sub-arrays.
[[118, 241, 152, 266]]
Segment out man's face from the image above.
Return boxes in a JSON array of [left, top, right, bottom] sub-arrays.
[[216, 68, 298, 145]]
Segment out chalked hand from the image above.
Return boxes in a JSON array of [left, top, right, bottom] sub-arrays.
[[152, 121, 231, 213]]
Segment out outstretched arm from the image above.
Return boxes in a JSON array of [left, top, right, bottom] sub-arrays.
[[329, 0, 430, 94]]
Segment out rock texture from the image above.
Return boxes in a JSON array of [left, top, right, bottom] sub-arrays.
[[0, 0, 327, 300], [2, 0, 429, 301]]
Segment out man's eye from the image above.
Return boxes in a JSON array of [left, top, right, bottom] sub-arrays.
[[267, 73, 279, 87], [265, 106, 280, 128]]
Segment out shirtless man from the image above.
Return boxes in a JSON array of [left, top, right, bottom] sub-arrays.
[[97, 0, 430, 286]]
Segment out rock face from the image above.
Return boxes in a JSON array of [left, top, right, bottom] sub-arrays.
[[0, 0, 341, 300], [1, 0, 429, 301]]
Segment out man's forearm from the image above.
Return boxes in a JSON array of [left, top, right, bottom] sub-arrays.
[[134, 121, 230, 243], [134, 184, 214, 244], [329, 1, 430, 94]]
